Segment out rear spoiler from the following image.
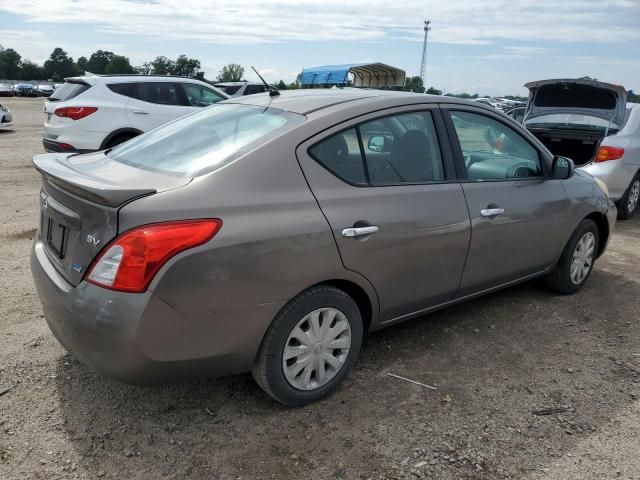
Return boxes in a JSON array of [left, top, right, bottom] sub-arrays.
[[33, 154, 156, 207]]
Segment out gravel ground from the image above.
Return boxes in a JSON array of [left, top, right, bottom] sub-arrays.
[[0, 97, 639, 480]]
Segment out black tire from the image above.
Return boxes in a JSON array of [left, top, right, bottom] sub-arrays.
[[106, 133, 137, 149], [252, 285, 363, 406], [616, 174, 640, 220], [546, 219, 599, 294]]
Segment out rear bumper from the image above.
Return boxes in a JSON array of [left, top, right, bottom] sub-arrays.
[[581, 161, 639, 201], [31, 237, 280, 384], [42, 138, 94, 154]]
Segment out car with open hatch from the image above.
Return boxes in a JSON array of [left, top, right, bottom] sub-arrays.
[[31, 88, 616, 406]]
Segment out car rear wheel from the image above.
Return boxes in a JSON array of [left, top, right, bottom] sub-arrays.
[[617, 174, 640, 220], [252, 285, 363, 406], [546, 219, 599, 294]]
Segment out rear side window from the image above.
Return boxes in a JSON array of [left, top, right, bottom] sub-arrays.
[[309, 128, 367, 185], [135, 83, 181, 105], [49, 82, 91, 102], [244, 85, 267, 95], [107, 83, 136, 98], [310, 111, 445, 186], [107, 104, 305, 177], [217, 85, 241, 95]]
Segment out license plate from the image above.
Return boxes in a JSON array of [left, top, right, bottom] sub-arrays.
[[46, 218, 67, 258]]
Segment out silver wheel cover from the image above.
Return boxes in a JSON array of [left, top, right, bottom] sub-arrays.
[[282, 307, 352, 391], [570, 232, 596, 285]]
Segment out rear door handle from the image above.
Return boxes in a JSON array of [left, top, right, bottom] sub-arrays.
[[341, 226, 379, 238], [480, 208, 505, 217], [132, 110, 149, 115]]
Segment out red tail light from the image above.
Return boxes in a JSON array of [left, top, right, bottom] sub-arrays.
[[54, 106, 98, 120], [596, 146, 624, 162], [86, 219, 222, 293]]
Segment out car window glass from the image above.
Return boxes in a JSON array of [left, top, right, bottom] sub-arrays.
[[49, 82, 91, 101], [450, 111, 542, 180], [309, 128, 366, 185], [107, 83, 135, 98], [360, 111, 444, 185], [136, 83, 180, 105], [183, 83, 224, 107], [217, 85, 241, 95], [244, 85, 267, 95]]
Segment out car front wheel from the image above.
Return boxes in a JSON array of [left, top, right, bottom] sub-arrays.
[[252, 285, 363, 406], [546, 219, 599, 294]]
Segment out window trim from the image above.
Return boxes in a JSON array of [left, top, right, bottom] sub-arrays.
[[441, 105, 553, 182], [306, 106, 456, 188]]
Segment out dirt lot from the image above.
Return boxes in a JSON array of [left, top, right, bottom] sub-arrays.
[[1, 97, 639, 480]]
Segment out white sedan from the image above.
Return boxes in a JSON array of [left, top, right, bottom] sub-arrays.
[[0, 103, 13, 129]]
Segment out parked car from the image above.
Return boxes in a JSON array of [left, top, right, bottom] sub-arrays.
[[31, 89, 616, 406], [522, 79, 640, 219], [37, 84, 54, 97], [42, 75, 229, 153], [213, 81, 270, 97], [473, 97, 500, 108], [0, 103, 13, 129], [0, 83, 14, 97], [13, 83, 38, 97]]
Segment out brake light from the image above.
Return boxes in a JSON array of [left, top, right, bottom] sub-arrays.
[[596, 146, 624, 162], [86, 220, 222, 293], [54, 106, 98, 120]]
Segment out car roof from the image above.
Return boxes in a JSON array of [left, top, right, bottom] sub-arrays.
[[225, 88, 484, 115], [214, 81, 262, 86], [65, 75, 211, 84]]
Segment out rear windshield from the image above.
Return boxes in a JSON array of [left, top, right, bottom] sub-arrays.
[[217, 85, 242, 95], [49, 82, 91, 102], [107, 104, 305, 177], [534, 84, 617, 110]]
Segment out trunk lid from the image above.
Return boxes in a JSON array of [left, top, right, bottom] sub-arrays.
[[524, 78, 627, 127], [33, 151, 190, 285]]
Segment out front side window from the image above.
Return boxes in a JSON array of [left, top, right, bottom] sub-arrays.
[[450, 111, 542, 180], [182, 83, 224, 107], [108, 104, 305, 177], [136, 82, 180, 105]]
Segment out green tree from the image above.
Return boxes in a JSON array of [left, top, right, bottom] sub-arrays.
[[627, 90, 639, 103], [44, 48, 78, 80], [404, 76, 425, 93], [86, 50, 115, 74], [20, 60, 47, 80], [0, 47, 22, 80], [105, 55, 134, 74], [216, 63, 244, 82], [76, 56, 88, 73], [150, 56, 175, 75], [134, 62, 152, 75], [173, 54, 201, 77], [425, 86, 442, 95]]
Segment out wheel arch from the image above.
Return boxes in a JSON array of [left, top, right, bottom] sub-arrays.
[[99, 127, 143, 150], [584, 211, 609, 258]]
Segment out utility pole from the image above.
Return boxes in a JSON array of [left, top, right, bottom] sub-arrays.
[[419, 20, 431, 90]]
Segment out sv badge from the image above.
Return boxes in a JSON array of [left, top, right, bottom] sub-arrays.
[[86, 234, 101, 247]]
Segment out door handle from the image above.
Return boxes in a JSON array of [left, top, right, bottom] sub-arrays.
[[341, 226, 379, 238], [132, 110, 149, 115], [480, 207, 505, 217]]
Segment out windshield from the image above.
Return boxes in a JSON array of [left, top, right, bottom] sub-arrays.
[[525, 113, 613, 131], [107, 104, 305, 177]]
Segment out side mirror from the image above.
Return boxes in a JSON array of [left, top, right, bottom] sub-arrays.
[[367, 135, 385, 153], [551, 155, 575, 180]]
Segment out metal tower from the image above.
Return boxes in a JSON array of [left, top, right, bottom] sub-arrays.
[[419, 20, 431, 87]]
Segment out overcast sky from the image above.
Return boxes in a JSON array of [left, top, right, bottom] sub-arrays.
[[1, 0, 639, 95]]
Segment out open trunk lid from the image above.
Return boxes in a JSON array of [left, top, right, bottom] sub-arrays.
[[524, 78, 627, 127], [33, 151, 190, 286]]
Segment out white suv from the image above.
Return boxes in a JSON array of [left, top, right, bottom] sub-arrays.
[[43, 75, 228, 153]]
